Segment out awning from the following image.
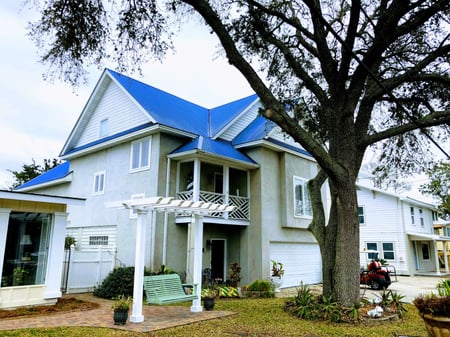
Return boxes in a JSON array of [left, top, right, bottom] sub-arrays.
[[407, 232, 450, 241]]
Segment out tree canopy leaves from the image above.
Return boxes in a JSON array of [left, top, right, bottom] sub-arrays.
[[8, 158, 61, 190]]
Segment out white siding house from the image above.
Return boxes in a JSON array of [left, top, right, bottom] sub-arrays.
[[358, 184, 450, 276]]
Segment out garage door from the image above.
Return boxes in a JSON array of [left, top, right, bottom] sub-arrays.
[[270, 242, 322, 288]]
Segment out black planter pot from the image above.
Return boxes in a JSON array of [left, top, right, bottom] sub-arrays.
[[203, 298, 215, 311], [113, 309, 129, 325]]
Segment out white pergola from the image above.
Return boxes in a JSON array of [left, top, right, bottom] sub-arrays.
[[106, 196, 234, 323]]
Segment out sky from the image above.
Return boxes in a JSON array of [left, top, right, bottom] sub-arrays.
[[0, 2, 253, 189]]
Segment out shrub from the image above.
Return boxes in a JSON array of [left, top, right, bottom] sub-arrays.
[[93, 267, 136, 299]]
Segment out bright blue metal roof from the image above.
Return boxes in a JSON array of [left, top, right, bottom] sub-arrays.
[[16, 161, 71, 190], [108, 69, 209, 136], [171, 136, 257, 165]]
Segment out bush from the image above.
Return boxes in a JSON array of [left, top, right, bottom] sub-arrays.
[[93, 267, 136, 299]]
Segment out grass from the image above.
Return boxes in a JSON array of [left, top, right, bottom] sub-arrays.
[[0, 297, 427, 337]]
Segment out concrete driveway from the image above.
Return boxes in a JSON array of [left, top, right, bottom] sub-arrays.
[[363, 275, 447, 303]]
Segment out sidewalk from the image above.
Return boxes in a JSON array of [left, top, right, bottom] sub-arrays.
[[0, 293, 235, 333]]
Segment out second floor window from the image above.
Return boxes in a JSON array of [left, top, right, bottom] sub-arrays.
[[93, 171, 105, 195], [358, 206, 365, 225], [410, 207, 415, 225], [294, 176, 312, 217], [131, 137, 151, 171], [419, 209, 424, 227]]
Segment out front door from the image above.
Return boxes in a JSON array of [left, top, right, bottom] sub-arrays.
[[210, 239, 226, 282]]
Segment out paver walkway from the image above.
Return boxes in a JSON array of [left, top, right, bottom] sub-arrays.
[[0, 293, 235, 333]]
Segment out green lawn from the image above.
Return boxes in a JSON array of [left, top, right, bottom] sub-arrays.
[[1, 298, 427, 337]]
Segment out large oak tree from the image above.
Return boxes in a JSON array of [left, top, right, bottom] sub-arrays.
[[27, 0, 450, 305]]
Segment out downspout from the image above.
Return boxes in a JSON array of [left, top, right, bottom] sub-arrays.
[[162, 157, 171, 265]]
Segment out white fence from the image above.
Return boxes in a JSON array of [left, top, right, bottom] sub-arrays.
[[61, 245, 116, 293]]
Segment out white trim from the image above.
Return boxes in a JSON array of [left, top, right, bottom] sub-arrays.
[[293, 176, 312, 219], [129, 193, 145, 219], [0, 190, 84, 206], [130, 137, 152, 172]]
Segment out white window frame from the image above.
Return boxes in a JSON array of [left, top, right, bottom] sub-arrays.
[[293, 176, 312, 218], [366, 242, 378, 260], [130, 193, 145, 218], [99, 118, 109, 137], [382, 242, 395, 261], [358, 206, 365, 225], [419, 209, 424, 227], [410, 206, 415, 225], [130, 137, 151, 172], [93, 171, 106, 195]]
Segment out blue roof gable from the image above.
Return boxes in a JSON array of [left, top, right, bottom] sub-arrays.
[[209, 94, 258, 136], [232, 115, 276, 145], [16, 161, 71, 190], [172, 136, 257, 165]]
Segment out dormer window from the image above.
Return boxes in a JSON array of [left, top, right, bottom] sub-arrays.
[[99, 118, 109, 137]]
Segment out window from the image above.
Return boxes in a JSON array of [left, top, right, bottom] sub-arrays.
[[410, 206, 415, 225], [93, 171, 106, 195], [89, 236, 108, 246], [1, 212, 51, 287], [366, 242, 378, 260], [130, 193, 145, 218], [422, 243, 430, 260], [130, 137, 151, 171], [382, 242, 395, 260], [293, 176, 312, 217], [99, 118, 109, 137], [358, 206, 365, 225], [432, 211, 439, 222], [419, 209, 424, 227]]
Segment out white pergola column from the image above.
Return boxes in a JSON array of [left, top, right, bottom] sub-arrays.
[[130, 209, 148, 323], [190, 214, 204, 312]]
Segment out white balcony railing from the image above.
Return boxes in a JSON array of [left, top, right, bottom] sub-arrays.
[[177, 190, 250, 221]]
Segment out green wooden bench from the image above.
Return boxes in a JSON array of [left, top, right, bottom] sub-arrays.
[[143, 274, 198, 305]]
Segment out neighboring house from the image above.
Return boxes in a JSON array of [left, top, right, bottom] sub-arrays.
[[357, 184, 450, 276], [17, 69, 325, 290], [0, 190, 84, 308]]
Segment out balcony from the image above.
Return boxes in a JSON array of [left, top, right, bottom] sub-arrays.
[[177, 190, 250, 221]]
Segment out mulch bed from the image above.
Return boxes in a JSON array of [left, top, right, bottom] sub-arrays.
[[0, 297, 100, 319]]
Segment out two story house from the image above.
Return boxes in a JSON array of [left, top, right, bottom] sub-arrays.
[[357, 184, 450, 276], [17, 69, 325, 289]]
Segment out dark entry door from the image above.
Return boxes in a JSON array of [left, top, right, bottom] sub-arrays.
[[210, 239, 225, 281]]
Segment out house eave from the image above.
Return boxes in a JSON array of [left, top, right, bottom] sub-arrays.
[[61, 124, 197, 160], [168, 150, 259, 169], [15, 174, 73, 193], [0, 189, 84, 206], [235, 139, 315, 162]]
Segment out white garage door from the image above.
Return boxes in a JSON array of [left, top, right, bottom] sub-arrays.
[[270, 242, 322, 288]]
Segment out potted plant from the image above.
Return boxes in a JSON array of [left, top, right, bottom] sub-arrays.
[[228, 262, 242, 287], [111, 295, 133, 325], [270, 260, 284, 292], [202, 288, 218, 311], [413, 279, 450, 337]]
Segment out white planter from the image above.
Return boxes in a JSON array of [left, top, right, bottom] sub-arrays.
[[271, 277, 283, 292]]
